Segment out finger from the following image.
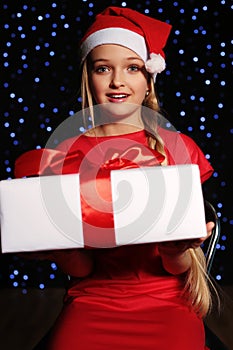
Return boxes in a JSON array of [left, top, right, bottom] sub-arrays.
[[206, 221, 215, 233]]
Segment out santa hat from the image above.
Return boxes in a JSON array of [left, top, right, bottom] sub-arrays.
[[79, 6, 172, 81]]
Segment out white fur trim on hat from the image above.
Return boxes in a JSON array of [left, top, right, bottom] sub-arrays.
[[80, 27, 148, 63], [145, 53, 166, 81]]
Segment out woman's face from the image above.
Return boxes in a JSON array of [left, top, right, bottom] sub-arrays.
[[88, 44, 149, 121]]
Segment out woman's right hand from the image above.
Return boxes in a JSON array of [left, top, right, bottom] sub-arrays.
[[50, 249, 94, 277], [17, 249, 94, 278]]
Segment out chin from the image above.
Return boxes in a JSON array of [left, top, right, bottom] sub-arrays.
[[97, 102, 141, 122]]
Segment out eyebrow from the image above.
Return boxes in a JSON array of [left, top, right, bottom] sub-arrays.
[[91, 57, 144, 64]]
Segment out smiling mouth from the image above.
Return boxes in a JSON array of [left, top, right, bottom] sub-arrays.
[[107, 94, 129, 101]]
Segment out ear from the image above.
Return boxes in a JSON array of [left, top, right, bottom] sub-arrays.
[[146, 79, 152, 96]]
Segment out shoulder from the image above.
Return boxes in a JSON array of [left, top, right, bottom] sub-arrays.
[[158, 126, 197, 149], [158, 127, 201, 160], [158, 127, 214, 183]]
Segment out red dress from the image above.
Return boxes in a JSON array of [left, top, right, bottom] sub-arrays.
[[15, 128, 213, 350]]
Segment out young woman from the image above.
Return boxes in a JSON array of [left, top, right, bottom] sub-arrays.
[[15, 7, 216, 350]]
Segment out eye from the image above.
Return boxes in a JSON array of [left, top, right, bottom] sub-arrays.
[[128, 65, 141, 72], [95, 65, 110, 73]]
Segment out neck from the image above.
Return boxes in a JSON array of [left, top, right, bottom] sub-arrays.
[[95, 103, 145, 135], [94, 122, 144, 137], [89, 105, 144, 136]]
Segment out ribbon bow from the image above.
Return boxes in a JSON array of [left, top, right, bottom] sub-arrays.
[[14, 143, 164, 248], [14, 144, 164, 178]]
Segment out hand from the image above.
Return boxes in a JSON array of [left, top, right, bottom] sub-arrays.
[[158, 221, 215, 275], [158, 221, 215, 257], [16, 251, 55, 260], [18, 249, 94, 277]]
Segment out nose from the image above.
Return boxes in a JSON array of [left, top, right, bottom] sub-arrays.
[[109, 69, 125, 88]]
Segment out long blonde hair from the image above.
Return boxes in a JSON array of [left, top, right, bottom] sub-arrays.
[[81, 58, 215, 317]]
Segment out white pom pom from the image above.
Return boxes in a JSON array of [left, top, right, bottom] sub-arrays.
[[145, 53, 166, 75]]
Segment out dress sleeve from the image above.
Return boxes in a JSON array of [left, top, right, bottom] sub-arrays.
[[179, 133, 214, 183], [159, 127, 214, 183]]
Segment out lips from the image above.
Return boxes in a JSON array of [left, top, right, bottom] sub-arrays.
[[106, 93, 130, 102]]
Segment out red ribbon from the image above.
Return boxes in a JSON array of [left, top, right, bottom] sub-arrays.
[[14, 148, 84, 178], [14, 144, 164, 248]]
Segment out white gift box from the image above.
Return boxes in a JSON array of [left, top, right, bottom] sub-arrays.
[[0, 164, 207, 253]]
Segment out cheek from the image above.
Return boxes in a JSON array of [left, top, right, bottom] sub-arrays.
[[137, 83, 148, 100], [90, 78, 105, 101], [133, 76, 148, 91]]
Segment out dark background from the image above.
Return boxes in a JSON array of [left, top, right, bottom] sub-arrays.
[[0, 0, 232, 292]]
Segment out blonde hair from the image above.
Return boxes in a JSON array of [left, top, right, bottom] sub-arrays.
[[81, 58, 215, 317]]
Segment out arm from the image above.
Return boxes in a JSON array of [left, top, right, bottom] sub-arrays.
[[158, 221, 215, 275], [51, 249, 94, 277], [17, 248, 94, 278]]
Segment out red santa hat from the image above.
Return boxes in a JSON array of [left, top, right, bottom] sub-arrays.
[[79, 6, 172, 81]]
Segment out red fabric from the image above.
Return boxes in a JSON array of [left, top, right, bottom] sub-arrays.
[[53, 127, 213, 183], [15, 129, 212, 350], [158, 127, 213, 183], [14, 134, 163, 248]]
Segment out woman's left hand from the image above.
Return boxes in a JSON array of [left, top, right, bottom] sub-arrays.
[[158, 221, 215, 256], [158, 221, 215, 274]]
